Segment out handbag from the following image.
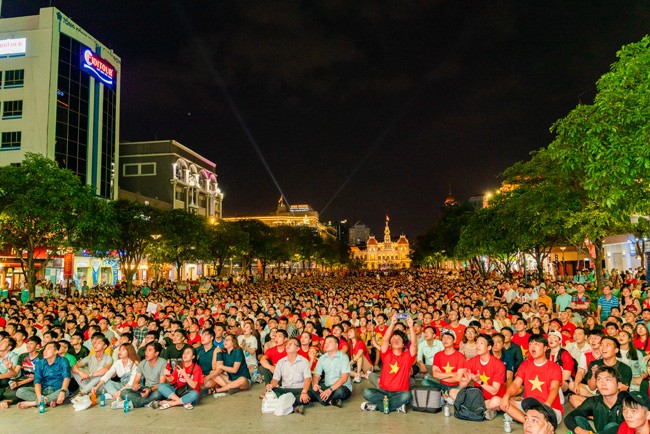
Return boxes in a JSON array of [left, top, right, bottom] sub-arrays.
[[174, 363, 195, 397]]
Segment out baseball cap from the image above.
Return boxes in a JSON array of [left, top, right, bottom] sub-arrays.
[[628, 392, 650, 410], [440, 328, 456, 340], [521, 398, 558, 429], [547, 330, 562, 341]]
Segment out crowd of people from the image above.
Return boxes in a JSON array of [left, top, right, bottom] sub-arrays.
[[1, 268, 650, 433]]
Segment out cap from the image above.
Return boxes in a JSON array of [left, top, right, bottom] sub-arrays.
[[521, 398, 558, 429], [547, 330, 562, 341], [628, 392, 650, 410], [440, 328, 456, 340]]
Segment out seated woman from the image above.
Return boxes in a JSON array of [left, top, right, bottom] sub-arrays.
[[158, 346, 203, 409], [91, 343, 139, 401], [212, 334, 251, 396], [347, 327, 373, 382]]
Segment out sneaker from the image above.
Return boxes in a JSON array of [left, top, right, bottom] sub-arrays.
[[294, 404, 304, 415], [504, 413, 513, 423], [445, 396, 455, 406], [353, 375, 361, 383], [484, 409, 497, 420], [147, 400, 159, 409], [361, 401, 377, 412], [213, 392, 227, 399], [364, 370, 372, 379], [183, 403, 194, 410], [228, 388, 240, 395], [332, 399, 343, 408], [254, 374, 264, 384], [103, 393, 113, 401], [110, 400, 123, 410], [396, 404, 407, 413]]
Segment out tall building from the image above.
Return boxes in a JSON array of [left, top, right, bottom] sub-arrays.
[[118, 140, 223, 219], [350, 217, 411, 270], [349, 221, 370, 246], [0, 7, 121, 199]]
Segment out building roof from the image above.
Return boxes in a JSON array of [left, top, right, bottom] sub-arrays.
[[397, 235, 409, 245], [367, 236, 378, 245]]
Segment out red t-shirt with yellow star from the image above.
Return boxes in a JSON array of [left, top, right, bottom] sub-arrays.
[[433, 349, 466, 387], [516, 359, 563, 413], [511, 332, 531, 358], [379, 348, 416, 392], [465, 354, 506, 399]]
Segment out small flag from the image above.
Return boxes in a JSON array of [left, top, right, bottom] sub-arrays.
[[386, 214, 390, 222], [278, 196, 283, 203]]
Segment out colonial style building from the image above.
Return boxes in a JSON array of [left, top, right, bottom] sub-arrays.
[[350, 218, 411, 270]]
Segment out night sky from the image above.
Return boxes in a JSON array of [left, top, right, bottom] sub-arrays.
[[7, 1, 650, 239]]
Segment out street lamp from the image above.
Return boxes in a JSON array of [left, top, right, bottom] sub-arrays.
[[559, 246, 566, 280]]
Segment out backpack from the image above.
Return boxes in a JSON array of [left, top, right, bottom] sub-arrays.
[[548, 348, 578, 378], [453, 387, 485, 421]]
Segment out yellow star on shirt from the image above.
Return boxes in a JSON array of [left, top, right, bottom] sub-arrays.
[[389, 362, 400, 374], [521, 348, 529, 358], [529, 375, 545, 392], [479, 372, 490, 384], [442, 362, 454, 373]]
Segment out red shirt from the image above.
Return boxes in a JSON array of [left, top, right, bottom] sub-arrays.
[[512, 332, 531, 358], [264, 345, 287, 365], [351, 339, 371, 363], [172, 362, 204, 393], [379, 349, 416, 392], [618, 421, 644, 434], [516, 359, 564, 414], [548, 350, 575, 375], [465, 354, 506, 399], [187, 333, 201, 346], [447, 323, 466, 349], [433, 349, 466, 387]]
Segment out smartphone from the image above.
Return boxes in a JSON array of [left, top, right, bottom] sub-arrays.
[[396, 313, 409, 320]]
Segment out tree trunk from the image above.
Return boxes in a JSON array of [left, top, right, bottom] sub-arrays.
[[594, 239, 604, 291]]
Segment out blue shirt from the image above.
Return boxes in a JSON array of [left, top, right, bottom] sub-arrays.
[[597, 295, 619, 320], [314, 351, 352, 392], [34, 356, 70, 390]]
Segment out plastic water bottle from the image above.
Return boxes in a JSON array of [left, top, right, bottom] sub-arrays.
[[253, 366, 259, 382], [100, 393, 106, 407], [504, 419, 512, 432], [383, 395, 389, 414], [124, 395, 130, 413], [39, 396, 45, 413], [444, 404, 450, 417]]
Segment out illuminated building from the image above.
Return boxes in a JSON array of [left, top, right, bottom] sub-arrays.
[[0, 7, 120, 199], [350, 217, 411, 269], [349, 221, 370, 246], [118, 139, 223, 219]]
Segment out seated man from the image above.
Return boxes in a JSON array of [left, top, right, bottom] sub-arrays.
[[258, 329, 288, 395], [500, 334, 564, 426], [71, 336, 112, 394], [423, 329, 466, 394], [564, 366, 627, 434], [0, 335, 19, 399], [161, 329, 192, 362], [361, 314, 416, 413], [120, 341, 167, 408], [196, 328, 219, 393], [521, 397, 559, 434], [619, 392, 650, 434], [1, 336, 41, 407], [309, 335, 352, 407], [266, 337, 312, 414], [450, 333, 505, 420], [416, 326, 443, 378], [16, 341, 70, 409]]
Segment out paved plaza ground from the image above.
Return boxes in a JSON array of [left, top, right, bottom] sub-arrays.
[[0, 381, 573, 434]]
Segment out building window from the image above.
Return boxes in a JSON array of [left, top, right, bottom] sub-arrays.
[[122, 162, 156, 177], [3, 69, 24, 88], [1, 131, 21, 149], [2, 100, 22, 119]]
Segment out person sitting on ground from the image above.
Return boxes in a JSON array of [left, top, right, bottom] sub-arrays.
[[258, 329, 288, 392], [500, 334, 564, 426], [158, 346, 203, 409], [161, 329, 192, 362], [265, 337, 312, 414], [212, 334, 251, 397], [16, 341, 70, 409], [1, 336, 41, 407], [564, 366, 628, 434], [449, 333, 505, 420], [0, 335, 19, 399], [196, 328, 219, 393], [90, 343, 139, 401], [361, 314, 416, 413], [347, 327, 373, 383], [546, 330, 575, 394], [71, 335, 112, 394], [415, 326, 443, 379], [423, 329, 465, 395], [521, 397, 559, 434], [309, 334, 353, 407], [569, 329, 604, 406], [120, 341, 167, 409], [619, 392, 650, 434]]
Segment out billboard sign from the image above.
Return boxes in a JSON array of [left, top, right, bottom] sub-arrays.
[[81, 48, 116, 88]]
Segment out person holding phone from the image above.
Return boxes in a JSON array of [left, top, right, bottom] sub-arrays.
[[158, 346, 203, 410]]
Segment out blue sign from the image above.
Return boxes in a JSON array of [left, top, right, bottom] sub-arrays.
[[80, 48, 116, 88]]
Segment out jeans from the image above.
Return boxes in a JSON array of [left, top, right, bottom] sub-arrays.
[[308, 382, 352, 405], [258, 365, 273, 384], [72, 373, 102, 394], [158, 383, 199, 405], [101, 380, 124, 397], [573, 415, 620, 434], [16, 386, 69, 403], [273, 387, 311, 408], [363, 387, 412, 412], [120, 387, 164, 408], [421, 379, 454, 393]]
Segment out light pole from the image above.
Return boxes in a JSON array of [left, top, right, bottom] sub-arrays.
[[559, 246, 566, 281]]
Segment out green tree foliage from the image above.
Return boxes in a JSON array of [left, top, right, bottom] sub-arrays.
[[205, 221, 249, 277], [158, 209, 208, 280], [0, 154, 97, 299], [412, 205, 474, 266]]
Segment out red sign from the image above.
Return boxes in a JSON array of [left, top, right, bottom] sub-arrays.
[[63, 252, 74, 279]]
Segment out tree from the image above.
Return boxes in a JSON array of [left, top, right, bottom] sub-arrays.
[[100, 200, 162, 292], [206, 221, 249, 276], [158, 209, 209, 280], [0, 154, 98, 299]]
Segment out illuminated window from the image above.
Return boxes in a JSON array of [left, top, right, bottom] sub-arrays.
[[1, 131, 21, 149], [2, 100, 22, 119], [4, 69, 24, 88]]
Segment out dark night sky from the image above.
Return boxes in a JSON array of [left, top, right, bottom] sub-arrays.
[[8, 1, 650, 239]]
